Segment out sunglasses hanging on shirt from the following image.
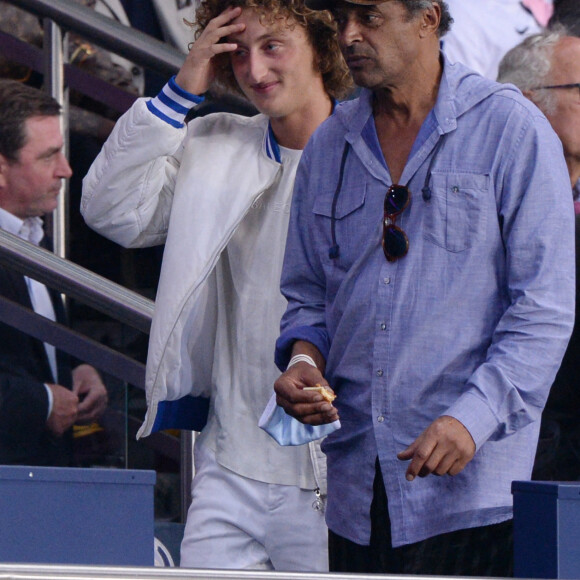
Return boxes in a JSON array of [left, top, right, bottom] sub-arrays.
[[382, 184, 410, 261], [329, 132, 447, 262]]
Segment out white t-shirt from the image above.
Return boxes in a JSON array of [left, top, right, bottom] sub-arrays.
[[196, 145, 317, 489]]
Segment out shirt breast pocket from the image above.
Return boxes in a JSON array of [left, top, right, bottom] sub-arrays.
[[313, 182, 367, 219], [423, 172, 489, 253], [312, 182, 368, 270]]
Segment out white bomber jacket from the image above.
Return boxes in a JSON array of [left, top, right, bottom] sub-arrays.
[[81, 86, 327, 492]]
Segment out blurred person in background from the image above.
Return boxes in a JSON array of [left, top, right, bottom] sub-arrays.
[[550, 0, 580, 37], [442, 0, 551, 80], [499, 29, 580, 481]]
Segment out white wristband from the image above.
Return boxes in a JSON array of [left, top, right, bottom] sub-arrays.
[[287, 354, 317, 369]]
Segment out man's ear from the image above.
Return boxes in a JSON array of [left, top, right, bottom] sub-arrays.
[[522, 89, 542, 109], [0, 154, 8, 190], [419, 3, 441, 38]]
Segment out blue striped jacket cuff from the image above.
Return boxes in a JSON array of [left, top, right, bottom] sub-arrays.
[[147, 76, 205, 128]]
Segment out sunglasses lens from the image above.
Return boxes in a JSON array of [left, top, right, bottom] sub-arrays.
[[383, 225, 409, 261], [385, 185, 410, 214], [382, 184, 411, 262]]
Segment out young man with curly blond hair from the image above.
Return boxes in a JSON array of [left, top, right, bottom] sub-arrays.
[[81, 0, 352, 570]]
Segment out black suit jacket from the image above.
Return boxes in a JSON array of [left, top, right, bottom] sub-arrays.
[[0, 263, 73, 466], [532, 215, 580, 481]]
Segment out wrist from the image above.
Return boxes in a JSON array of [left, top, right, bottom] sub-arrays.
[[171, 74, 206, 101], [287, 354, 317, 369]]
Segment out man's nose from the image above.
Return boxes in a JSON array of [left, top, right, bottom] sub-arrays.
[[248, 52, 268, 82], [57, 152, 73, 179], [340, 16, 363, 45]]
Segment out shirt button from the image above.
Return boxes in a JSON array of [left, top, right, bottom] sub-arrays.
[[377, 416, 385, 423], [377, 369, 383, 377], [383, 277, 391, 285], [380, 323, 386, 331]]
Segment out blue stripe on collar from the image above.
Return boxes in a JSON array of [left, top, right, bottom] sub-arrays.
[[265, 99, 339, 163], [266, 122, 281, 163]]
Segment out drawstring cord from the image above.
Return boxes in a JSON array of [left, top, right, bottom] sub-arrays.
[[329, 132, 447, 260], [421, 132, 447, 201], [329, 141, 351, 259]]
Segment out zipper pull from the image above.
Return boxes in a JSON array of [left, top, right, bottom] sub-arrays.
[[312, 487, 324, 512]]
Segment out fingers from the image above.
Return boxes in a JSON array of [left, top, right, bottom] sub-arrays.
[[274, 363, 339, 426], [203, 6, 245, 44], [71, 365, 108, 423], [198, 20, 244, 55], [196, 11, 246, 60], [46, 384, 79, 437], [397, 438, 437, 481], [448, 457, 470, 477], [206, 5, 244, 31], [275, 394, 338, 425], [77, 388, 108, 423], [176, 6, 245, 94], [397, 416, 476, 481]]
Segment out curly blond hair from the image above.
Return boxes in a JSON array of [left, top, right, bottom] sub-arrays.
[[192, 0, 353, 100]]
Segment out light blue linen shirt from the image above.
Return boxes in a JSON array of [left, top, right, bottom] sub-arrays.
[[275, 58, 575, 547]]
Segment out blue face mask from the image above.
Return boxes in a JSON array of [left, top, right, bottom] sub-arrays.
[[259, 391, 341, 446]]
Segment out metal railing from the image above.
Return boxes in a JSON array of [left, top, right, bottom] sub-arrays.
[[0, 228, 183, 508], [0, 562, 442, 580], [2, 0, 183, 259], [0, 230, 153, 333], [16, 0, 184, 75], [0, 228, 150, 386], [0, 0, 193, 517]]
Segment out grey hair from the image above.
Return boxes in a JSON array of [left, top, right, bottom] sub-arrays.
[[401, 1, 453, 38], [497, 26, 569, 115]]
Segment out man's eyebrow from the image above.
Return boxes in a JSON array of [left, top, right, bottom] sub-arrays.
[[36, 145, 62, 159], [228, 30, 288, 45]]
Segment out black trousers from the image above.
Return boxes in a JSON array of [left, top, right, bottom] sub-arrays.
[[329, 460, 514, 576]]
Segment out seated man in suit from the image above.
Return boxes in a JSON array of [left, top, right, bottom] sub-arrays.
[[0, 79, 108, 466]]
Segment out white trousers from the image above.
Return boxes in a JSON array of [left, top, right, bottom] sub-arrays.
[[180, 442, 328, 571]]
